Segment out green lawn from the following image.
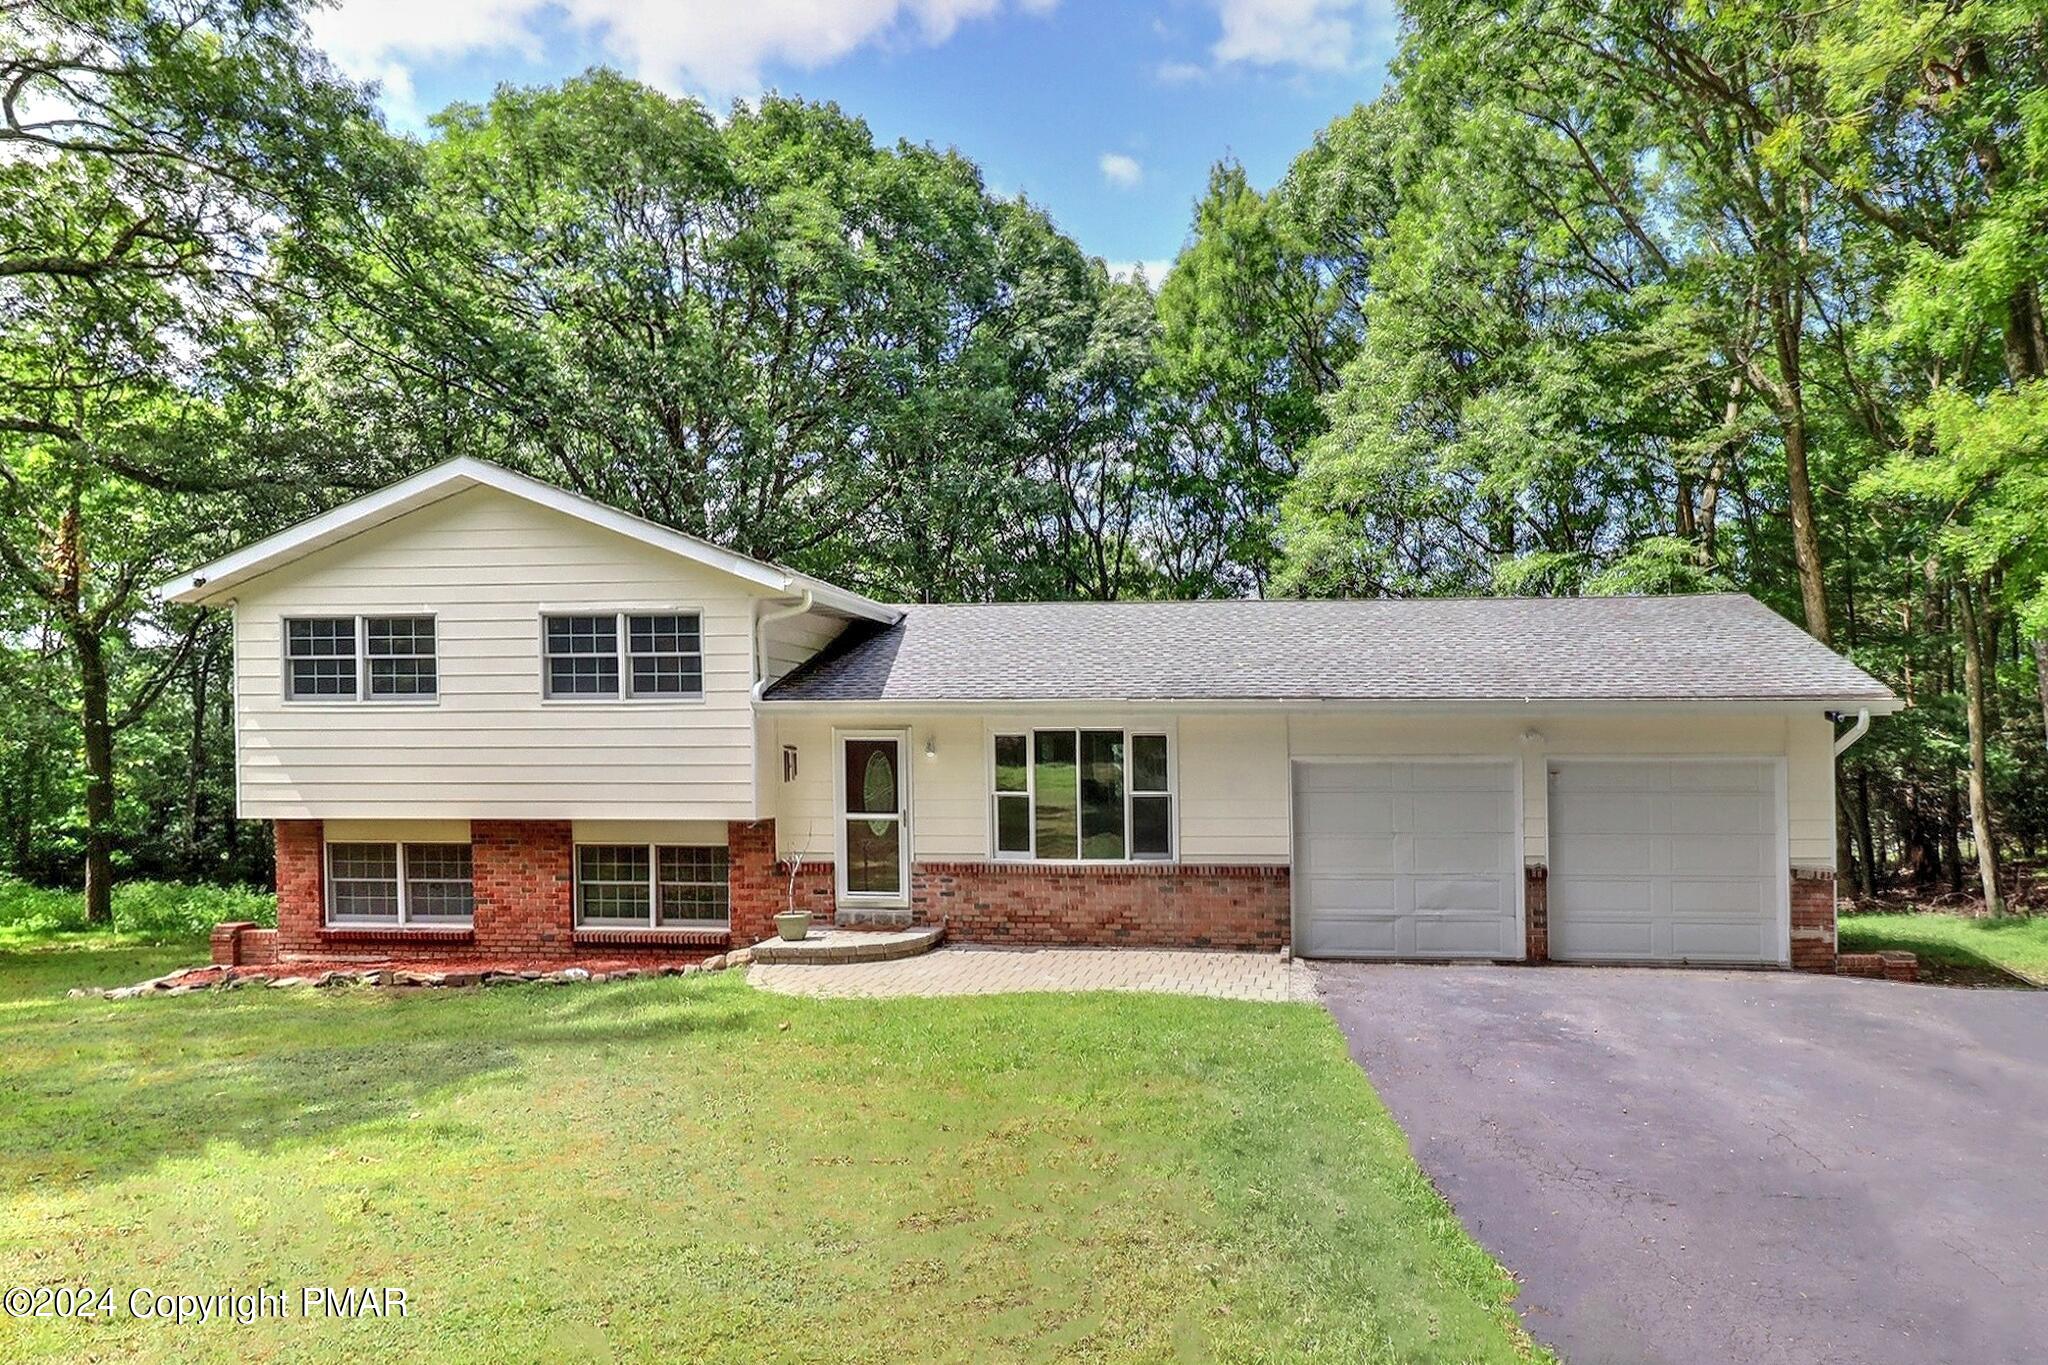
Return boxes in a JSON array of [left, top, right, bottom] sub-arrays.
[[1839, 910, 2048, 985], [0, 939, 1547, 1363]]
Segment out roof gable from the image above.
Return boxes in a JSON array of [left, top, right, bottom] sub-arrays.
[[155, 458, 896, 623]]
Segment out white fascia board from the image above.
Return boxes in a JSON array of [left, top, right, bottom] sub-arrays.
[[753, 695, 1904, 716], [153, 456, 898, 623]]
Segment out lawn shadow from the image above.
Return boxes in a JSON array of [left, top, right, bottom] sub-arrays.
[[0, 974, 755, 1191]]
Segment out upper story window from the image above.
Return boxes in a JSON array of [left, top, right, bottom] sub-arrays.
[[991, 728, 1173, 862], [542, 612, 702, 700], [286, 615, 437, 701]]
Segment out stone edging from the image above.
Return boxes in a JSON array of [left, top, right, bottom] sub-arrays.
[[72, 948, 756, 1001]]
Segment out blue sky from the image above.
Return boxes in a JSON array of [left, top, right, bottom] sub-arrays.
[[307, 0, 1401, 276]]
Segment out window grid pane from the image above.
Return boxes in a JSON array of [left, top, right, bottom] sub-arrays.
[[626, 612, 703, 698], [328, 842, 398, 921], [549, 655, 620, 697], [287, 618, 357, 699], [287, 618, 355, 658], [369, 657, 437, 696], [290, 658, 357, 698], [577, 844, 652, 924], [657, 845, 729, 924]]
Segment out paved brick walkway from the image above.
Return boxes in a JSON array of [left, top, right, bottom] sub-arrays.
[[748, 945, 1316, 1003]]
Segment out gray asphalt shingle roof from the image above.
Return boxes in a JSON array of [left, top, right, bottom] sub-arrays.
[[764, 594, 1896, 705]]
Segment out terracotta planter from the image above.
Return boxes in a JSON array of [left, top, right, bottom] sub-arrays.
[[775, 911, 812, 942]]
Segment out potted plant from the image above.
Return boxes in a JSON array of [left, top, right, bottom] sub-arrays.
[[778, 849, 812, 940]]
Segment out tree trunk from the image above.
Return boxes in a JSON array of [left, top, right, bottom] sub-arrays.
[[2035, 633, 2048, 754], [182, 640, 211, 875], [1956, 582, 2005, 915], [1855, 765, 1879, 894], [76, 628, 117, 925], [1770, 289, 1830, 644]]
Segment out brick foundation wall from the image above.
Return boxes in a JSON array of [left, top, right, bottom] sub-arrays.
[[910, 860, 1291, 950], [471, 820, 574, 956], [1524, 864, 1549, 963], [275, 819, 327, 958], [271, 818, 736, 966], [1789, 867, 1838, 973]]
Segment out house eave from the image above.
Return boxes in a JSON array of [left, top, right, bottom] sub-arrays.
[[753, 694, 1904, 716]]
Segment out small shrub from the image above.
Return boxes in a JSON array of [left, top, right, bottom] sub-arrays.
[[0, 877, 276, 939]]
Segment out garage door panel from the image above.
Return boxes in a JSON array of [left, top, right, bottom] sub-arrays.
[[1669, 791, 1773, 835], [1415, 916, 1518, 954], [1549, 760, 1782, 965], [1412, 832, 1511, 875], [1410, 791, 1510, 833], [1552, 793, 1663, 836], [1668, 921, 1775, 959], [1668, 834, 1774, 876], [1295, 761, 1520, 960], [1668, 878, 1773, 915], [1304, 915, 1401, 956], [1299, 793, 1395, 835], [1552, 919, 1656, 959], [1304, 831, 1399, 873], [1553, 834, 1660, 876], [1412, 874, 1507, 913], [1306, 874, 1400, 912], [1299, 763, 1403, 794]]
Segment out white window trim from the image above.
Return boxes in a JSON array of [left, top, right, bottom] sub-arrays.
[[538, 607, 707, 704], [572, 842, 731, 930], [835, 729, 911, 908], [986, 726, 1177, 865], [323, 840, 473, 927], [283, 614, 440, 706]]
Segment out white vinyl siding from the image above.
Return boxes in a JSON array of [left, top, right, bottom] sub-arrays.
[[768, 707, 1835, 875], [232, 486, 764, 819], [760, 609, 847, 686]]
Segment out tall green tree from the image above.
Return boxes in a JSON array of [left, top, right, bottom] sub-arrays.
[[1, 0, 384, 917]]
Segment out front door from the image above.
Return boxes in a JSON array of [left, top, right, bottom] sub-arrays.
[[838, 732, 909, 907]]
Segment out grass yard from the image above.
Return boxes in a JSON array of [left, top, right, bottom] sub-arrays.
[[1839, 910, 2048, 986], [0, 937, 1548, 1363]]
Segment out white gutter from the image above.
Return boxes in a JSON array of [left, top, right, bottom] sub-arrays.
[[752, 590, 814, 699], [1831, 708, 1872, 757]]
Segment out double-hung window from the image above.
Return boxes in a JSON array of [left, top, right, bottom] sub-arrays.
[[325, 842, 473, 925], [991, 728, 1173, 862], [574, 844, 730, 927], [542, 612, 702, 700], [286, 615, 437, 701]]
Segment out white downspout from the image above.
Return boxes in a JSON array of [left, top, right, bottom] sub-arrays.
[[752, 589, 814, 700], [1831, 708, 1872, 758]]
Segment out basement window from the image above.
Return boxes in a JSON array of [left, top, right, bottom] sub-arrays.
[[575, 844, 729, 928], [325, 842, 472, 926]]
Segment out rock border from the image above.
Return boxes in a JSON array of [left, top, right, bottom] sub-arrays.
[[71, 949, 754, 1001]]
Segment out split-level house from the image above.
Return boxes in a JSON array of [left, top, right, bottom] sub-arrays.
[[159, 458, 1899, 971]]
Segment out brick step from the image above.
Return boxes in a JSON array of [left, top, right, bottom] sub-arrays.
[[748, 924, 945, 965]]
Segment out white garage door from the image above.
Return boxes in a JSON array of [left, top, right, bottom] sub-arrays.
[[1548, 760, 1785, 964], [1294, 761, 1521, 959]]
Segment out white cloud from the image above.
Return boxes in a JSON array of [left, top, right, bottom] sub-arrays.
[[311, 0, 1058, 111], [1098, 152, 1142, 188], [1207, 0, 1388, 72], [1152, 59, 1209, 85], [1106, 258, 1174, 284]]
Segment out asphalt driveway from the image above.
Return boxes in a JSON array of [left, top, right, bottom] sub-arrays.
[[1317, 964, 2048, 1365]]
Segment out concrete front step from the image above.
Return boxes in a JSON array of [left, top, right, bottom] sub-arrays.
[[748, 924, 944, 965]]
